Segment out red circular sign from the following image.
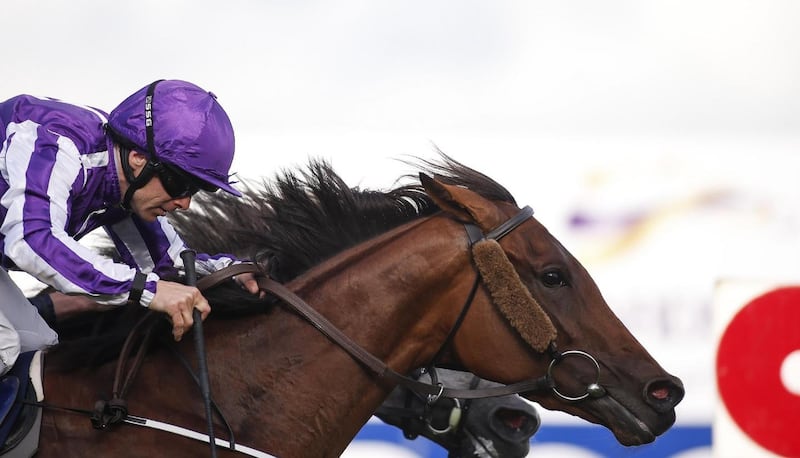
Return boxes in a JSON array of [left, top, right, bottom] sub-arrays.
[[717, 287, 800, 457]]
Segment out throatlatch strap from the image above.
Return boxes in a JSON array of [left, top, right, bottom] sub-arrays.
[[128, 272, 147, 305]]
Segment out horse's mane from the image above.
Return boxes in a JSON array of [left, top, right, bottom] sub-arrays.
[[172, 153, 515, 283], [50, 153, 515, 369], [173, 160, 433, 283]]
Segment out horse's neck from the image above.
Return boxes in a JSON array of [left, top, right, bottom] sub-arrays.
[[217, 216, 471, 456]]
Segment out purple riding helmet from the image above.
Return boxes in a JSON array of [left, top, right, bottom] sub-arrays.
[[107, 79, 241, 208]]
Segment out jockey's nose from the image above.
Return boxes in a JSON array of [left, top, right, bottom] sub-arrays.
[[173, 195, 192, 210]]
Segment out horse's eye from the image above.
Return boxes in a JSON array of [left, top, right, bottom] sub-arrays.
[[541, 270, 567, 288]]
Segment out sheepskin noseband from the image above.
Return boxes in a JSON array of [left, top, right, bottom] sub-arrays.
[[472, 238, 557, 353]]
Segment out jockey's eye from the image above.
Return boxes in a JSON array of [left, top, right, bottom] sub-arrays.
[[541, 270, 568, 288]]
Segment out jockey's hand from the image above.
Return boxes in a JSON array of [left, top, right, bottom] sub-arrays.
[[233, 272, 266, 298], [149, 280, 211, 341]]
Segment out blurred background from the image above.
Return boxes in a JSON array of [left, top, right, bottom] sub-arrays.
[[5, 1, 800, 456]]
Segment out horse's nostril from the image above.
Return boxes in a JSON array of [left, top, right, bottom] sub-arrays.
[[490, 406, 541, 439], [651, 386, 670, 401], [497, 408, 528, 431], [644, 377, 685, 412]]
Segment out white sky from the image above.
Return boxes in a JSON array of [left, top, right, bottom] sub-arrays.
[[5, 1, 799, 168], [5, 0, 800, 436], [5, 1, 799, 226]]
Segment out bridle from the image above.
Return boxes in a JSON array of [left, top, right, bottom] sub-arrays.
[[373, 370, 498, 458], [223, 204, 607, 403], [374, 367, 467, 440], [429, 205, 606, 403]]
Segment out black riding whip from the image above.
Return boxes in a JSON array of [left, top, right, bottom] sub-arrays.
[[181, 249, 217, 458]]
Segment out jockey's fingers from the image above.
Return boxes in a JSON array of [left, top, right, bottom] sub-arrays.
[[194, 295, 211, 321], [170, 308, 187, 341], [162, 287, 210, 341], [236, 273, 265, 297], [243, 277, 261, 295]]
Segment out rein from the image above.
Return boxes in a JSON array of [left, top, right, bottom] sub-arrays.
[[249, 205, 574, 401], [250, 204, 606, 402], [172, 207, 556, 400], [255, 276, 551, 399]]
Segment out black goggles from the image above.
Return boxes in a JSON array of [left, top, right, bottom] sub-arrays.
[[150, 161, 218, 199]]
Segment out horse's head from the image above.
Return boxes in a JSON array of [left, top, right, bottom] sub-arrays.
[[376, 368, 539, 458], [420, 173, 684, 446]]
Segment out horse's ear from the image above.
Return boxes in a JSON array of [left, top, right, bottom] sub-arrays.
[[419, 173, 504, 231]]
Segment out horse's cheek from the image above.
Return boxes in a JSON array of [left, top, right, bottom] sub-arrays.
[[457, 300, 543, 381]]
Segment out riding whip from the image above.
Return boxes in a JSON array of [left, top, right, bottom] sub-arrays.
[[181, 249, 217, 458]]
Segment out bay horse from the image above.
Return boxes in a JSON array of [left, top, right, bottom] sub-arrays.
[[33, 155, 682, 457]]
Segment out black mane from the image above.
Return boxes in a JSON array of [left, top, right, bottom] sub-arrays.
[[172, 159, 433, 283], [173, 153, 515, 283], [51, 153, 516, 368]]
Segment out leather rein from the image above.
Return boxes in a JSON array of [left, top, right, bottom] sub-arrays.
[[195, 206, 559, 401]]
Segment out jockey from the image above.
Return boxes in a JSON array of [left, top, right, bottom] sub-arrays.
[[0, 80, 260, 375]]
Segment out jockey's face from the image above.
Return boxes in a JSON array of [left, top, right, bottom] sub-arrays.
[[121, 149, 192, 222]]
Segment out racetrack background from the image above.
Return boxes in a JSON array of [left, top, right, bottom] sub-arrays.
[[5, 2, 800, 456]]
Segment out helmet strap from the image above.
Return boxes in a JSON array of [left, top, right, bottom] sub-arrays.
[[112, 81, 167, 210], [118, 145, 156, 210]]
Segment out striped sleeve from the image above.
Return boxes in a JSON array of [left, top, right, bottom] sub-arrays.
[[0, 120, 152, 306], [106, 214, 239, 303]]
